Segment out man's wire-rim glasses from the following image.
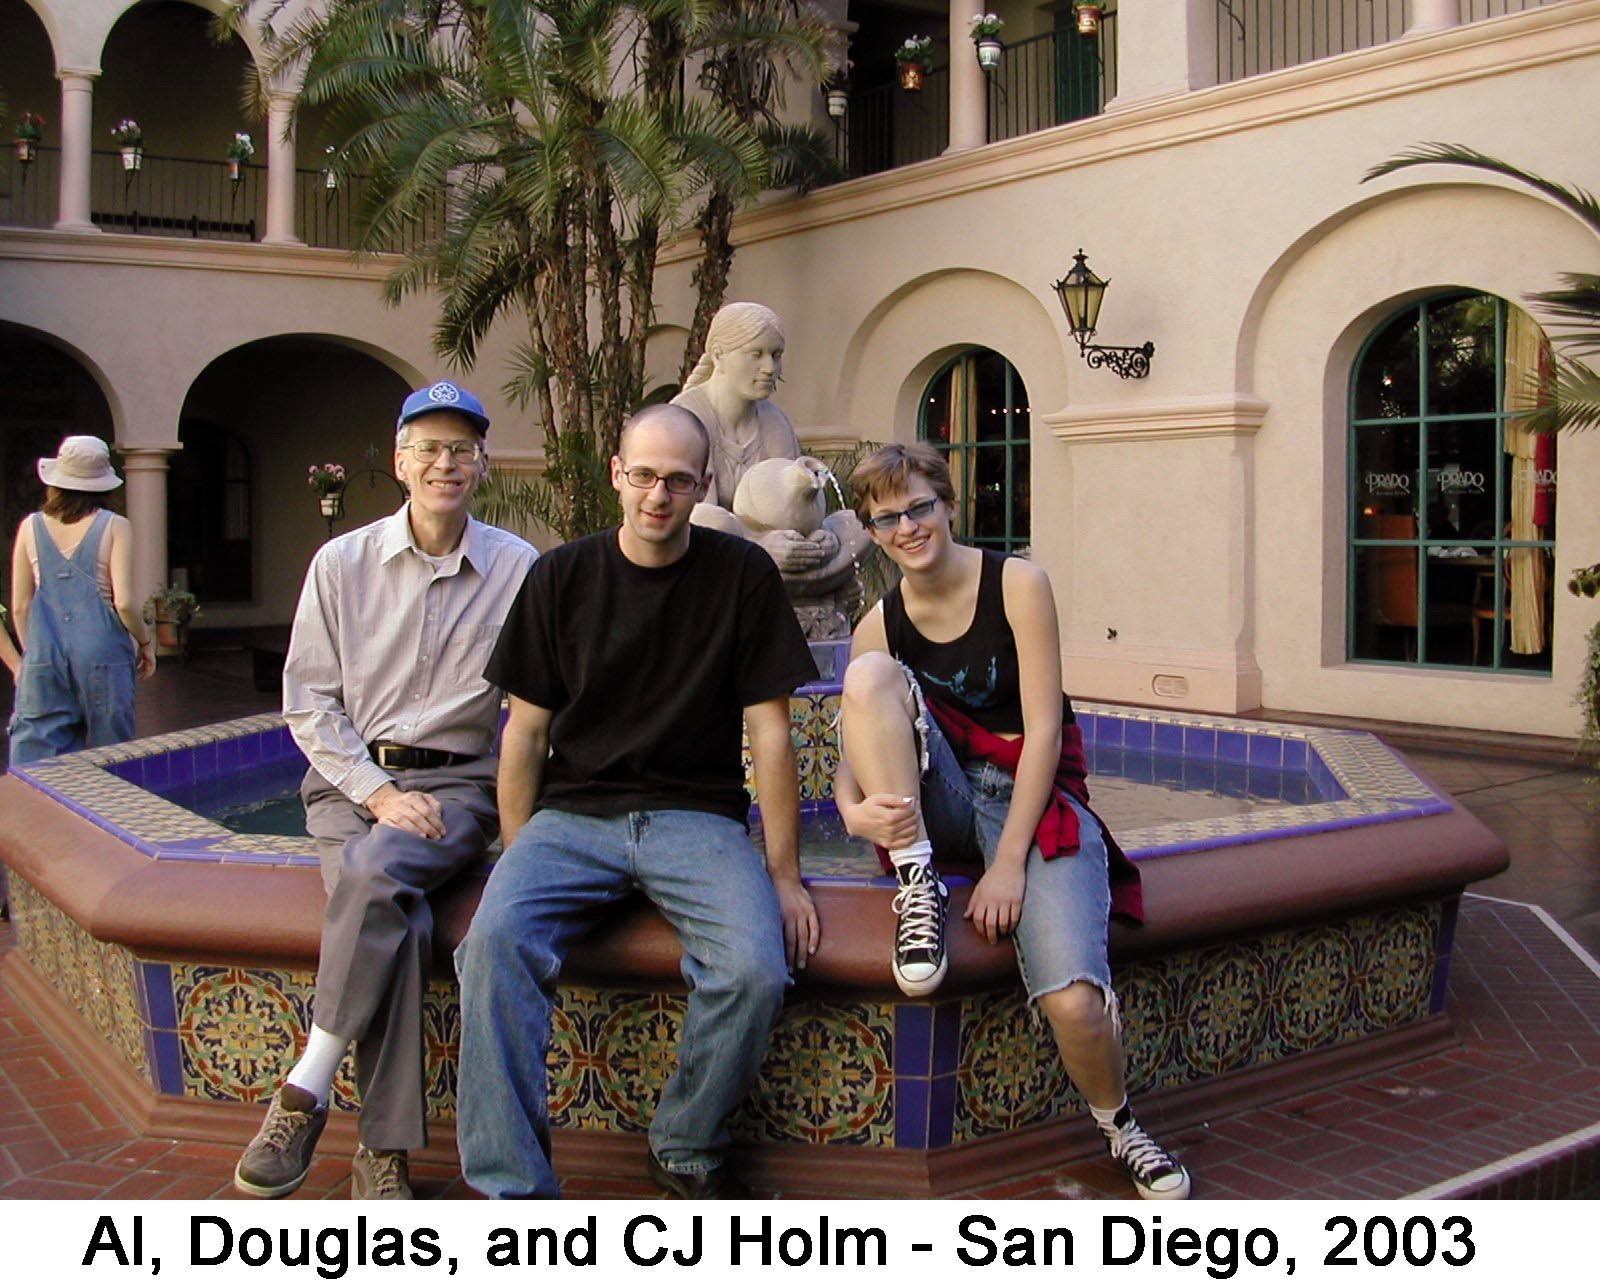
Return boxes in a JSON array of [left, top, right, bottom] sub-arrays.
[[400, 439, 483, 464]]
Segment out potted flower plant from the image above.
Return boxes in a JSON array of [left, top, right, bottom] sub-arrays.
[[895, 36, 935, 91], [308, 461, 347, 518], [822, 61, 852, 120], [1074, 2, 1103, 36], [14, 112, 44, 163], [322, 144, 339, 190], [969, 13, 1005, 71], [111, 119, 143, 171], [226, 131, 254, 181], [143, 585, 201, 655]]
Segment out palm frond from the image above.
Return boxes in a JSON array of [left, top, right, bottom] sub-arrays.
[[1363, 142, 1600, 235]]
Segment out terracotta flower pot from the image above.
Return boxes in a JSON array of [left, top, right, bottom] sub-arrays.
[[227, 159, 242, 182], [1075, 3, 1102, 36], [15, 138, 37, 163]]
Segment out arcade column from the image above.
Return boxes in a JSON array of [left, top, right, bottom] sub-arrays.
[[55, 70, 101, 233], [262, 93, 304, 246], [945, 8, 987, 153], [120, 447, 176, 607]]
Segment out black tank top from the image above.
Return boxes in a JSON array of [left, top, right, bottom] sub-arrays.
[[883, 550, 1074, 735]]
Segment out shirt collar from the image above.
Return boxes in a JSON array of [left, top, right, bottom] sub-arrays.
[[378, 504, 483, 575]]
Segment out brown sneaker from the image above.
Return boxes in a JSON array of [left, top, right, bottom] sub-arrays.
[[234, 1085, 328, 1198], [352, 1146, 413, 1199]]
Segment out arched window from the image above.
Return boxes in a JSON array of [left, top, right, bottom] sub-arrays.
[[918, 349, 1031, 551], [1349, 294, 1555, 672]]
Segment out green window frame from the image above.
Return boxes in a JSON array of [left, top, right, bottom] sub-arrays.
[[1348, 293, 1556, 673], [918, 349, 1031, 552]]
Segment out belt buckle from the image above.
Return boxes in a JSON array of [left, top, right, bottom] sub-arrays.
[[376, 744, 402, 770]]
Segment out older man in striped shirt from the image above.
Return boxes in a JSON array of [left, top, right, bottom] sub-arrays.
[[234, 381, 535, 1200]]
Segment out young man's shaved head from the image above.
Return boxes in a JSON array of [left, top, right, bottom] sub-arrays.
[[620, 404, 712, 474]]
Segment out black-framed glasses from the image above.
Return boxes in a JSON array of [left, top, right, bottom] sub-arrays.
[[866, 497, 939, 532], [400, 439, 483, 464], [621, 467, 701, 495]]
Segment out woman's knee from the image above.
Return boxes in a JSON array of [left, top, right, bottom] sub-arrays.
[[1038, 980, 1114, 1041], [841, 652, 915, 719]]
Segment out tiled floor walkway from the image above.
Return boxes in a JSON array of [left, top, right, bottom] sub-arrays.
[[2, 650, 1598, 1198]]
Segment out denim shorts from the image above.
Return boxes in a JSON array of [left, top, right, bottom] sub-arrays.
[[911, 682, 1114, 1004]]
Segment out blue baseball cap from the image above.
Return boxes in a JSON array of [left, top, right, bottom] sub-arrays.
[[397, 381, 490, 435]]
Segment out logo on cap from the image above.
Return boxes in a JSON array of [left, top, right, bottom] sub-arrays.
[[427, 382, 461, 405]]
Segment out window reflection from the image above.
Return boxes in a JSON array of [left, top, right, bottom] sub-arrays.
[[1350, 296, 1554, 672]]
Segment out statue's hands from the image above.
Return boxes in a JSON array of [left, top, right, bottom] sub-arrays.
[[809, 526, 841, 561], [757, 527, 828, 572]]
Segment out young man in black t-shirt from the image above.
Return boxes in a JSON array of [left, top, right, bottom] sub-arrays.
[[455, 404, 820, 1199]]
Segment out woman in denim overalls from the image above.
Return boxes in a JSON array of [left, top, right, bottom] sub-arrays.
[[8, 436, 155, 765]]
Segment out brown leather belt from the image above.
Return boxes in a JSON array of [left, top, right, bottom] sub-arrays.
[[368, 742, 476, 771]]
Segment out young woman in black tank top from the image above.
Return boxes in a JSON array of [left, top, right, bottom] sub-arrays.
[[833, 444, 1191, 1200]]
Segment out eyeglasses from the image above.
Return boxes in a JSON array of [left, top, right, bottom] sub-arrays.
[[866, 497, 939, 532], [400, 439, 483, 464], [621, 467, 701, 495]]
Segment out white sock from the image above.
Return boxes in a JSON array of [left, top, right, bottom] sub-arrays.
[[889, 839, 933, 878], [1090, 1099, 1128, 1130], [284, 1026, 348, 1106]]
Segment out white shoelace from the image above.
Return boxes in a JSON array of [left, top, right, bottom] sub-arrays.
[[892, 865, 946, 955], [1107, 1120, 1180, 1182]]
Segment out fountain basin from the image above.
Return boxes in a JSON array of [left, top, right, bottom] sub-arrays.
[[0, 698, 1506, 1195]]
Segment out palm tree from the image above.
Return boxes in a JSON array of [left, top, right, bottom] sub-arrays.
[[677, 0, 841, 379], [244, 0, 806, 539], [1364, 143, 1600, 435]]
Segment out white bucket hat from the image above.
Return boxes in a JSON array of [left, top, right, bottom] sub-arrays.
[[38, 436, 123, 492]]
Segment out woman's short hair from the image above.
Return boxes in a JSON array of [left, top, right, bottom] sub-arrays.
[[42, 486, 105, 524], [851, 443, 956, 528]]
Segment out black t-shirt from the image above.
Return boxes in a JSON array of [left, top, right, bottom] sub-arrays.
[[485, 526, 818, 823], [884, 549, 1075, 735]]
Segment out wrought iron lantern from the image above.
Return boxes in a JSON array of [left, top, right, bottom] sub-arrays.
[[1052, 250, 1155, 379]]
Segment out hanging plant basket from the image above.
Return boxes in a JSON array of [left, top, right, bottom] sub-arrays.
[[899, 62, 927, 92], [15, 138, 37, 163], [825, 89, 849, 119], [976, 38, 1003, 71], [319, 493, 344, 520], [227, 159, 243, 182], [1075, 3, 1103, 36], [120, 146, 143, 172]]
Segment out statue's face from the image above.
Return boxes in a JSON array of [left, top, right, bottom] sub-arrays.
[[712, 327, 784, 403]]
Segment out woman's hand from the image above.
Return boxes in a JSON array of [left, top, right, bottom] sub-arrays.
[[840, 791, 920, 851], [135, 640, 156, 679], [965, 862, 1026, 945]]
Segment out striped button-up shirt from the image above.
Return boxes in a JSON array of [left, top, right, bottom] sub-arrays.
[[283, 506, 537, 806]]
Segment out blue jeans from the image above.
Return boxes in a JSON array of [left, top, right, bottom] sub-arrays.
[[917, 705, 1113, 1003], [454, 808, 789, 1198]]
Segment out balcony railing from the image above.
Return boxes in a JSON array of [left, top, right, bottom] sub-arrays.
[[832, 66, 952, 179], [1, 145, 59, 229], [0, 146, 440, 253], [988, 20, 1118, 145], [1215, 0, 1561, 83]]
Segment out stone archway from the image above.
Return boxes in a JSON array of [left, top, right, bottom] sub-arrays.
[[177, 337, 413, 628], [0, 325, 118, 583]]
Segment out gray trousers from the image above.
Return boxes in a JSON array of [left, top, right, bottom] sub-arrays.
[[303, 757, 498, 1151]]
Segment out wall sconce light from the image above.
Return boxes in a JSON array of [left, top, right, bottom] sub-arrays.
[[1052, 249, 1155, 379]]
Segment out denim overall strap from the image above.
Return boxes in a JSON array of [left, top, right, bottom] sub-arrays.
[[8, 510, 136, 762]]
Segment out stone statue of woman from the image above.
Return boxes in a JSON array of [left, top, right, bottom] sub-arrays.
[[672, 302, 871, 638]]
